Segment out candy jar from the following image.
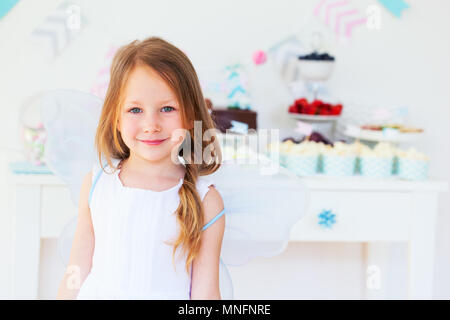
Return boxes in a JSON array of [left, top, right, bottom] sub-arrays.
[[20, 94, 47, 166]]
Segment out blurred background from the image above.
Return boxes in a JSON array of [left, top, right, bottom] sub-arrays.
[[0, 0, 449, 299]]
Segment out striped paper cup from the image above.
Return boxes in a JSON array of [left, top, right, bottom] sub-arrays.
[[359, 157, 394, 178], [322, 155, 357, 177], [317, 154, 324, 173], [285, 154, 319, 176], [398, 158, 429, 181], [392, 156, 399, 175], [355, 157, 361, 174]]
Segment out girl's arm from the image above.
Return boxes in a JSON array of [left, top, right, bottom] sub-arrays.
[[56, 171, 95, 299], [190, 186, 225, 300]]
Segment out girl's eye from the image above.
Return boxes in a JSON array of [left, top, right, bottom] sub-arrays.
[[161, 106, 175, 112], [128, 107, 142, 114]]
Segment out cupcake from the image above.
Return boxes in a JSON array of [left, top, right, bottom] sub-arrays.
[[265, 140, 295, 167], [396, 147, 430, 181], [284, 140, 321, 176], [321, 141, 357, 176], [359, 142, 395, 178]]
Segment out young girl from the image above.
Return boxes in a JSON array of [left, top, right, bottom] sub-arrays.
[[56, 37, 226, 300]]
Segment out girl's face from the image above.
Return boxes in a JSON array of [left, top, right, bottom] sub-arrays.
[[118, 64, 185, 163]]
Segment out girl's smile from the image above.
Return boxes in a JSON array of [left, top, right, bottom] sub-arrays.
[[139, 138, 168, 146]]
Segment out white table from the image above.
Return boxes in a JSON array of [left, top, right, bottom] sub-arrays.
[[7, 170, 448, 299]]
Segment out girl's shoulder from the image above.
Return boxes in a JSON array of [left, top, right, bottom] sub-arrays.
[[196, 176, 216, 202], [91, 157, 120, 183]]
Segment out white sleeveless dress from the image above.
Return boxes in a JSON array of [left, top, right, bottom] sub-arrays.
[[76, 158, 220, 300]]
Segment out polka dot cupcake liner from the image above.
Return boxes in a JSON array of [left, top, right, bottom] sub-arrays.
[[359, 157, 394, 178], [397, 158, 429, 181], [284, 154, 319, 176], [322, 155, 357, 177]]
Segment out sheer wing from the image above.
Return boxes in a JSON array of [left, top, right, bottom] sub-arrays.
[[41, 89, 103, 206], [209, 156, 311, 266], [44, 89, 308, 297]]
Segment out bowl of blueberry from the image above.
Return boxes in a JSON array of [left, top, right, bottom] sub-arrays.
[[297, 52, 335, 81]]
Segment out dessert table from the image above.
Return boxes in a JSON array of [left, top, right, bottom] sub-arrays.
[[6, 164, 448, 299]]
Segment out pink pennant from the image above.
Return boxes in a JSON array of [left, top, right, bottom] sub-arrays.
[[314, 0, 328, 16], [335, 9, 358, 35], [325, 0, 349, 25], [345, 17, 367, 38]]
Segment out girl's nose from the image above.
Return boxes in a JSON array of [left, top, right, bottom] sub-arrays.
[[143, 113, 162, 133], [144, 126, 161, 133]]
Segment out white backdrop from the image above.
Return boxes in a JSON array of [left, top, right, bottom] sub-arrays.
[[0, 0, 449, 299]]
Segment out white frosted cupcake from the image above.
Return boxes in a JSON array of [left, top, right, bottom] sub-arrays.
[[265, 140, 295, 167], [321, 142, 357, 176], [359, 142, 395, 178], [396, 147, 430, 180], [284, 140, 320, 176]]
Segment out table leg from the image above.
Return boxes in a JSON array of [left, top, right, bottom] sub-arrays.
[[407, 192, 438, 299], [362, 242, 390, 299], [12, 185, 41, 299]]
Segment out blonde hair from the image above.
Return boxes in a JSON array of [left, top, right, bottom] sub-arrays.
[[94, 37, 222, 273]]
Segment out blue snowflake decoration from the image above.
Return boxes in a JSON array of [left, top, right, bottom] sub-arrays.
[[318, 209, 336, 229]]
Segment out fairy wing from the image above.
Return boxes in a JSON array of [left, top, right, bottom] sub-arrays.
[[41, 89, 103, 206], [42, 89, 309, 293], [208, 155, 311, 266]]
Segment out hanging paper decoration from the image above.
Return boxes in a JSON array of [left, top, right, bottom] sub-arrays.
[[314, 0, 366, 39], [30, 1, 86, 61], [224, 64, 252, 110], [0, 0, 20, 20], [377, 0, 409, 18]]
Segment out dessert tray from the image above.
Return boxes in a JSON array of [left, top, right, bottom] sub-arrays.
[[288, 112, 340, 122], [342, 124, 423, 143]]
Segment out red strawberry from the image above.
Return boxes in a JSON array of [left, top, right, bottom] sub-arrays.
[[295, 98, 308, 107], [303, 105, 314, 115], [314, 105, 320, 115], [311, 100, 323, 109], [322, 103, 332, 112], [319, 108, 330, 115], [310, 105, 318, 115], [298, 104, 305, 113], [288, 104, 298, 113], [330, 104, 343, 115]]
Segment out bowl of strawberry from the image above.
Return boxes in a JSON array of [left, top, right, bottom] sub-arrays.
[[288, 98, 343, 117]]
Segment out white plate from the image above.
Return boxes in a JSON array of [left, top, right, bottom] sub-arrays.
[[288, 112, 341, 122], [342, 125, 423, 143]]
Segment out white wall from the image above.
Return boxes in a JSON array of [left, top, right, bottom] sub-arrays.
[[1, 0, 449, 299]]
